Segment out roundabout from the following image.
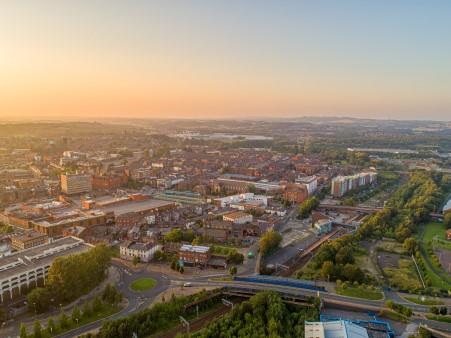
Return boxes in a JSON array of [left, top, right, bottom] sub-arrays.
[[129, 277, 157, 292]]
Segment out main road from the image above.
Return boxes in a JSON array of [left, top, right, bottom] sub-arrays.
[[55, 266, 451, 337]]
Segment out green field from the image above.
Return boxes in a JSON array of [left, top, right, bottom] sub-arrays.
[[130, 278, 157, 291], [423, 222, 448, 243], [336, 286, 383, 300], [418, 222, 451, 290], [383, 258, 422, 292]]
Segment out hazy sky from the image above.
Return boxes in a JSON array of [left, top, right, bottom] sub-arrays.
[[1, 1, 451, 120]]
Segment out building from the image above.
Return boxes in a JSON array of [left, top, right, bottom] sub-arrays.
[[115, 212, 144, 228], [11, 231, 48, 251], [283, 183, 309, 203], [295, 176, 318, 196], [305, 320, 369, 338], [314, 219, 333, 234], [223, 211, 253, 224], [92, 173, 128, 191], [119, 241, 161, 263], [61, 173, 92, 195], [0, 237, 91, 302], [178, 244, 211, 266], [331, 172, 377, 197], [32, 210, 113, 237], [213, 193, 269, 208]]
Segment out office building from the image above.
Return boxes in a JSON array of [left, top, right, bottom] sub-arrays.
[[61, 173, 92, 195]]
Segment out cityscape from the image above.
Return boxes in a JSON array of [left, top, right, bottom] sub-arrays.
[[0, 1, 451, 338]]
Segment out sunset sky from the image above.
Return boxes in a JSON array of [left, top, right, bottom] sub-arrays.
[[1, 1, 450, 120]]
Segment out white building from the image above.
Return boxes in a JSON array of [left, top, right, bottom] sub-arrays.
[[295, 175, 318, 196], [119, 241, 161, 263], [305, 320, 369, 338], [0, 237, 91, 302], [223, 211, 253, 224], [213, 193, 269, 208]]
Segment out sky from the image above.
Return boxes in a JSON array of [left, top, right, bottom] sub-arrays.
[[0, 0, 450, 121]]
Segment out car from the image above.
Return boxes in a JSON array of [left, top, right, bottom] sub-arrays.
[[183, 282, 192, 287]]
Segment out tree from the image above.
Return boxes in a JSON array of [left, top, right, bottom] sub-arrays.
[[72, 305, 81, 324], [403, 237, 418, 254], [92, 296, 103, 312], [27, 287, 51, 313], [59, 311, 70, 329], [342, 264, 364, 283], [229, 266, 237, 276], [320, 261, 335, 280], [82, 301, 92, 318], [444, 211, 451, 229], [47, 317, 55, 334], [226, 252, 244, 265], [132, 256, 140, 266], [298, 197, 319, 218], [102, 284, 122, 305], [19, 323, 27, 338], [439, 306, 448, 315], [47, 244, 111, 303], [259, 230, 282, 256], [430, 306, 439, 315], [335, 247, 354, 265], [33, 321, 42, 338], [164, 229, 183, 242]]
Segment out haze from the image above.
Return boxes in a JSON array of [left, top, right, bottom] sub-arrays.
[[1, 1, 451, 121]]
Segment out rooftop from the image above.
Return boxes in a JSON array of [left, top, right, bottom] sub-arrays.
[[179, 244, 210, 253], [0, 237, 91, 281]]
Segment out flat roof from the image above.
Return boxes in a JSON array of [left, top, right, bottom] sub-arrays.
[[180, 244, 210, 253], [0, 237, 91, 281], [100, 199, 173, 216], [223, 211, 251, 219]]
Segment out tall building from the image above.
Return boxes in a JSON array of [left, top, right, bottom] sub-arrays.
[[331, 172, 377, 197], [61, 173, 92, 195]]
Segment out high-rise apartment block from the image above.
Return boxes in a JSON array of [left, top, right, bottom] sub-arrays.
[[331, 172, 377, 197]]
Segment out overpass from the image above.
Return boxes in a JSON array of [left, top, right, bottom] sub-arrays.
[[319, 204, 444, 220], [318, 204, 382, 214]]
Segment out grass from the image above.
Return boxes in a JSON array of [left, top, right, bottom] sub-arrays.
[[423, 222, 447, 243], [26, 302, 122, 338], [418, 222, 451, 290], [424, 222, 451, 250], [130, 277, 157, 291], [426, 315, 451, 323], [210, 276, 233, 282], [404, 296, 443, 305], [378, 310, 408, 323], [383, 258, 422, 292], [336, 286, 383, 300], [376, 241, 407, 255]]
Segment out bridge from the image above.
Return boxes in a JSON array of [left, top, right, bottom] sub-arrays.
[[319, 203, 444, 220], [318, 204, 382, 214]]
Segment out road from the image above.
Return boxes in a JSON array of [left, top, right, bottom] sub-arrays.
[[6, 260, 447, 338], [55, 262, 170, 338]]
